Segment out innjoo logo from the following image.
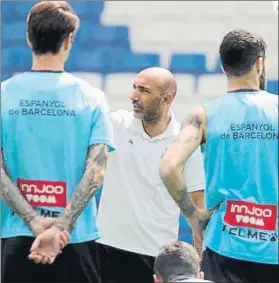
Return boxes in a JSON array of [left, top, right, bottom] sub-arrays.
[[224, 200, 277, 231], [17, 178, 67, 208]]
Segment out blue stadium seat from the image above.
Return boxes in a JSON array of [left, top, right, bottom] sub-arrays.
[[92, 25, 130, 47], [74, 20, 96, 44], [215, 56, 223, 73], [116, 52, 160, 73], [267, 80, 278, 95], [67, 46, 127, 73], [67, 49, 104, 72], [69, 1, 104, 19], [178, 214, 193, 243], [170, 53, 207, 74], [2, 45, 32, 71], [1, 1, 36, 21], [75, 22, 129, 47], [2, 22, 27, 41], [1, 72, 13, 82]]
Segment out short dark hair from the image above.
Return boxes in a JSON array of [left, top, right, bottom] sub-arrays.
[[219, 29, 267, 77], [154, 241, 200, 282], [27, 1, 79, 55]]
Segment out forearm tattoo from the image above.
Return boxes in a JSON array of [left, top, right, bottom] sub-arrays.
[[55, 144, 108, 232], [161, 112, 203, 219], [171, 185, 197, 218], [0, 152, 37, 224]]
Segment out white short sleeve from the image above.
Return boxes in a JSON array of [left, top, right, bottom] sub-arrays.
[[183, 146, 205, 192]]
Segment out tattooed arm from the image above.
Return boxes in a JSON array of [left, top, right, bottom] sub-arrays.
[[159, 107, 212, 239], [0, 150, 55, 235], [54, 144, 108, 232]]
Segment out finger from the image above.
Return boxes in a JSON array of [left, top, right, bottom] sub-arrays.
[[62, 230, 71, 242], [40, 253, 48, 264], [47, 255, 56, 264], [33, 254, 43, 264], [60, 232, 69, 247], [28, 252, 41, 261], [59, 240, 66, 250], [30, 238, 41, 252]]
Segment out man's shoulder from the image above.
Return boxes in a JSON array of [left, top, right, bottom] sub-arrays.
[[1, 73, 27, 91], [111, 109, 135, 126], [71, 75, 105, 102]]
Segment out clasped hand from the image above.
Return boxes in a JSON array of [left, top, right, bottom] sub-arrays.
[[28, 216, 70, 264]]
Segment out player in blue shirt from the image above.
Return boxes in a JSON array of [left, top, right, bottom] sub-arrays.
[[160, 29, 278, 283], [1, 2, 114, 283]]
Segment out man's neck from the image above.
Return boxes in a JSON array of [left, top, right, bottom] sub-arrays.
[[142, 112, 171, 138], [227, 75, 259, 92], [31, 54, 65, 72]]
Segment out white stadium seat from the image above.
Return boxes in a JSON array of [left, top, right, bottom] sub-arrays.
[[197, 74, 227, 100], [104, 73, 136, 98], [73, 72, 103, 90]]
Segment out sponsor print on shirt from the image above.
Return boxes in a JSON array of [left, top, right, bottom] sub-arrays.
[[17, 178, 67, 208], [222, 200, 278, 243]]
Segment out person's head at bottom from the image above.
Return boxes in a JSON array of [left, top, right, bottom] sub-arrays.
[[130, 67, 177, 125], [154, 241, 206, 282], [27, 1, 80, 70], [219, 29, 267, 91]]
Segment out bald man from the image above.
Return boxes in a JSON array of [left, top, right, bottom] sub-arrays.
[[96, 68, 206, 283]]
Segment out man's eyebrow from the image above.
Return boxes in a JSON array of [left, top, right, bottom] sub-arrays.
[[138, 85, 151, 92]]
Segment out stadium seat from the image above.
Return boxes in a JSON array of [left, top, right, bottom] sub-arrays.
[[104, 73, 136, 97], [178, 214, 193, 243], [1, 72, 13, 82], [92, 25, 130, 47], [267, 80, 279, 95], [2, 46, 32, 71], [1, 1, 36, 21], [69, 1, 104, 18], [2, 22, 27, 41], [215, 56, 223, 73], [170, 53, 207, 74], [197, 74, 227, 100], [67, 49, 105, 72], [76, 23, 130, 47], [116, 52, 160, 73], [173, 74, 196, 98], [73, 72, 103, 90]]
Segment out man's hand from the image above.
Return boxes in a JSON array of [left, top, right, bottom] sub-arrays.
[[188, 209, 215, 241], [29, 215, 57, 236], [28, 226, 70, 264]]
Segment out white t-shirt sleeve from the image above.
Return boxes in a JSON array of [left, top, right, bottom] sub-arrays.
[[110, 109, 132, 127], [183, 146, 205, 192]]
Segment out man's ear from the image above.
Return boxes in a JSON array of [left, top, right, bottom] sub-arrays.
[[255, 57, 264, 75]]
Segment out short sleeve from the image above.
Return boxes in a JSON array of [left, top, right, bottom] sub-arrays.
[[183, 146, 205, 192], [89, 96, 115, 152]]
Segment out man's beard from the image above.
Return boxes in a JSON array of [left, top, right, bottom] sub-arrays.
[[142, 98, 163, 124]]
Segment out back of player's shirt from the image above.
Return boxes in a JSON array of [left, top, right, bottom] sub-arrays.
[[1, 71, 114, 243], [202, 90, 278, 265]]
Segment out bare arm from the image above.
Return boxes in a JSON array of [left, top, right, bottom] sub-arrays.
[[0, 150, 38, 225], [54, 144, 108, 232], [160, 107, 206, 218], [191, 190, 205, 257], [160, 107, 210, 237]]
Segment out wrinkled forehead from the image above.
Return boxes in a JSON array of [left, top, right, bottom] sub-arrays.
[[134, 72, 164, 93]]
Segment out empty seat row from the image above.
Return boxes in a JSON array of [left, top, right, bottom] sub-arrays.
[[2, 44, 224, 74], [2, 72, 278, 97], [2, 21, 130, 47], [1, 1, 104, 21]]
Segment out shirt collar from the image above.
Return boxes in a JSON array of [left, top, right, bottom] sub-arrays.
[[127, 111, 180, 140]]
